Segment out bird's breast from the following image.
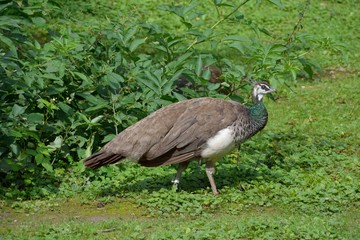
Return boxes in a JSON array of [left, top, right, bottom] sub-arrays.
[[200, 127, 236, 161]]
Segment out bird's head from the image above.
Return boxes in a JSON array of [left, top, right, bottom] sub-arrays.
[[252, 81, 276, 102]]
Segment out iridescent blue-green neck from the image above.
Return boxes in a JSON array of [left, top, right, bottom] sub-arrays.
[[249, 101, 268, 121]]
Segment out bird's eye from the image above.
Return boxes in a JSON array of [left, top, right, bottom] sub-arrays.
[[261, 85, 269, 90]]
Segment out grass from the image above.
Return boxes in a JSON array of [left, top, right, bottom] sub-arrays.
[[1, 74, 359, 239], [1, 202, 358, 239], [1, 0, 360, 239]]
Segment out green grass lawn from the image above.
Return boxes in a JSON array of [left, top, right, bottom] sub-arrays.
[[1, 74, 359, 239], [1, 0, 359, 239]]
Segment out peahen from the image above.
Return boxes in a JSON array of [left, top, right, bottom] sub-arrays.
[[84, 81, 276, 194]]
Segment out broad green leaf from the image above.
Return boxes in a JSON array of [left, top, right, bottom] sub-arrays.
[[37, 78, 45, 89], [42, 73, 60, 81], [7, 129, 23, 138], [129, 38, 147, 52], [259, 27, 272, 36], [47, 85, 66, 95], [163, 71, 182, 95], [119, 94, 136, 104], [0, 34, 17, 57], [77, 112, 90, 123], [31, 17, 46, 26], [24, 75, 34, 87], [102, 134, 116, 143], [104, 72, 124, 89], [91, 115, 104, 124], [77, 93, 108, 106], [184, 1, 200, 14], [216, 2, 234, 7], [50, 136, 63, 149], [267, 0, 283, 8], [166, 52, 193, 71], [22, 129, 40, 141], [57, 102, 74, 115], [84, 103, 109, 113], [35, 153, 44, 164], [74, 72, 89, 82], [11, 104, 26, 117], [223, 35, 249, 42], [72, 161, 85, 173], [167, 37, 183, 48], [34, 40, 41, 50], [27, 113, 44, 124], [138, 77, 159, 94], [77, 149, 86, 160], [35, 154, 53, 172], [195, 55, 203, 77], [124, 27, 138, 44], [153, 45, 168, 53], [269, 43, 287, 52], [202, 67, 211, 80], [37, 99, 59, 111], [221, 82, 230, 88], [85, 135, 95, 158], [180, 87, 197, 97], [45, 60, 62, 73], [229, 42, 246, 54], [159, 5, 185, 18], [208, 83, 221, 91], [0, 16, 21, 29], [180, 19, 192, 28], [196, 29, 213, 43], [145, 71, 161, 88], [76, 72, 93, 89], [10, 144, 20, 155], [0, 2, 12, 12], [172, 91, 187, 101]]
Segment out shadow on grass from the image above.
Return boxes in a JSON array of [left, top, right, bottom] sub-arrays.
[[96, 159, 276, 196], [95, 131, 344, 197]]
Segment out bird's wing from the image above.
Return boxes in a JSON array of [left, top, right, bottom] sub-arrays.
[[102, 98, 193, 159], [142, 98, 247, 165]]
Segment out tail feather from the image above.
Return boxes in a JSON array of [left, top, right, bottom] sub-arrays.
[[84, 151, 125, 169]]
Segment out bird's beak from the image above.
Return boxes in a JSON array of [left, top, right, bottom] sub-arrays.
[[269, 87, 277, 101]]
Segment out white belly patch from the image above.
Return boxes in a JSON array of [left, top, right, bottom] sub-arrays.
[[201, 127, 235, 160]]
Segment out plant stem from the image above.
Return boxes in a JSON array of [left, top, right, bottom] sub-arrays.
[[187, 0, 251, 50], [286, 0, 310, 45], [112, 101, 118, 135], [214, 1, 221, 19], [211, 0, 251, 29]]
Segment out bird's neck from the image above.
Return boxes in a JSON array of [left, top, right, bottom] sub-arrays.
[[233, 100, 268, 144], [249, 100, 268, 122]]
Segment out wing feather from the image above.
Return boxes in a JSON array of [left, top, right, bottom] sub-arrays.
[[98, 97, 247, 167]]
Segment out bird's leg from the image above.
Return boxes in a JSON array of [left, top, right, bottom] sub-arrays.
[[172, 161, 189, 186], [205, 161, 219, 195]]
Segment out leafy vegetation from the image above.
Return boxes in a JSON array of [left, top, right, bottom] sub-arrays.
[[1, 0, 359, 239]]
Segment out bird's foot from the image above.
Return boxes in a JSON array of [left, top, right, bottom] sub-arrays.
[[171, 179, 180, 185], [171, 179, 180, 192]]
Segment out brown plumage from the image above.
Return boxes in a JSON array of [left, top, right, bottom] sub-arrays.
[[84, 82, 276, 194], [86, 98, 243, 167]]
